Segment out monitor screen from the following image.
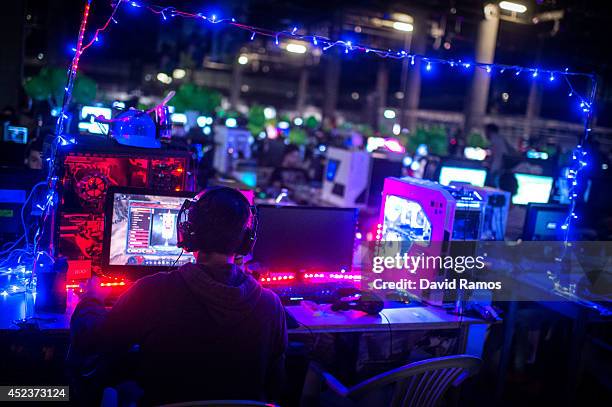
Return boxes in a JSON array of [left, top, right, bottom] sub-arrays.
[[513, 174, 553, 205], [81, 106, 111, 120], [523, 204, 568, 240], [439, 166, 487, 187], [3, 125, 28, 144], [252, 205, 357, 272], [80, 106, 112, 135], [326, 159, 340, 181], [368, 157, 403, 207], [105, 190, 196, 268]]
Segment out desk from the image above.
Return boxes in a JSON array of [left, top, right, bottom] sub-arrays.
[[286, 305, 487, 334], [0, 291, 75, 333], [1, 291, 489, 343], [285, 304, 490, 360], [1, 292, 488, 332], [0, 291, 491, 406]]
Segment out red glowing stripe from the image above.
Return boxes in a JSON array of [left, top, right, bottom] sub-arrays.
[[100, 281, 126, 287]]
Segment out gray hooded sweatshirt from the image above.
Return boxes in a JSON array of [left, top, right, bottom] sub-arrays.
[[71, 262, 287, 405]]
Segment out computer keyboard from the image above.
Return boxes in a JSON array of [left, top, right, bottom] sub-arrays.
[[272, 282, 354, 305]]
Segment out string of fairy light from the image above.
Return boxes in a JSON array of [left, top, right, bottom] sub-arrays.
[[35, 0, 596, 263]]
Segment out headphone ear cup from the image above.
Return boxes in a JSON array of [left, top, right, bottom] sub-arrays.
[[177, 199, 198, 252], [236, 228, 256, 256]]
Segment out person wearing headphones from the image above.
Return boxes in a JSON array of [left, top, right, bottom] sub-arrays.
[[70, 187, 287, 405]]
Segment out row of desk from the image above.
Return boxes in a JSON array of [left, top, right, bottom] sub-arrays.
[[1, 273, 609, 405], [0, 290, 488, 339]]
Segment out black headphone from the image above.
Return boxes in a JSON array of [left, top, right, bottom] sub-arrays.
[[177, 187, 257, 255]]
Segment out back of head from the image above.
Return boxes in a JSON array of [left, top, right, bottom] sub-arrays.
[[282, 144, 300, 167], [485, 123, 499, 136], [190, 187, 251, 255]]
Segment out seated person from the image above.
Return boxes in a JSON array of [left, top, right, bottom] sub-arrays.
[[269, 144, 309, 189], [24, 137, 43, 170], [70, 187, 287, 405]]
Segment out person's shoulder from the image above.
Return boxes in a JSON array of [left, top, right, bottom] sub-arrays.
[[130, 270, 180, 294], [257, 284, 285, 313]]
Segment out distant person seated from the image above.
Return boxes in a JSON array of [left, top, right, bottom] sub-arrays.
[[70, 187, 287, 405], [511, 161, 543, 175], [260, 137, 286, 167], [269, 144, 308, 189], [24, 137, 43, 169], [498, 171, 526, 240]]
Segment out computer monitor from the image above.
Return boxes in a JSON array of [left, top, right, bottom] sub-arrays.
[[368, 156, 403, 208], [513, 173, 553, 205], [81, 106, 112, 121], [80, 106, 112, 135], [523, 203, 568, 241], [102, 188, 196, 274], [326, 159, 340, 181], [555, 167, 591, 204], [252, 205, 357, 272], [3, 124, 28, 144], [439, 166, 487, 187]]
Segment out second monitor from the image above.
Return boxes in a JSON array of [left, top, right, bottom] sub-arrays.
[[252, 205, 357, 273], [439, 166, 487, 187], [513, 173, 553, 205]]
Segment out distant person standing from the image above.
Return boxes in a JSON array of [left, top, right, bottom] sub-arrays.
[[486, 123, 514, 179]]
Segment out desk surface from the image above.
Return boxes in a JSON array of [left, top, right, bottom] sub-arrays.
[[285, 305, 487, 334], [0, 291, 488, 334]]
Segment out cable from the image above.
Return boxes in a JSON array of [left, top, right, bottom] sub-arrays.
[[21, 182, 48, 251], [0, 182, 48, 284], [381, 311, 393, 357], [0, 236, 25, 257], [298, 320, 316, 343], [169, 249, 184, 269]]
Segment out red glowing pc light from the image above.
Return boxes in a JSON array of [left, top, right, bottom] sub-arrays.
[[100, 281, 126, 287]]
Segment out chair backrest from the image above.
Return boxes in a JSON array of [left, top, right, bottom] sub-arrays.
[[349, 355, 481, 407]]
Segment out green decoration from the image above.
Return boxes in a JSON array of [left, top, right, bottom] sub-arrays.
[[24, 67, 97, 108], [466, 132, 490, 149], [171, 83, 221, 115], [247, 105, 266, 136], [407, 126, 449, 156], [288, 128, 307, 145], [305, 116, 319, 129]]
